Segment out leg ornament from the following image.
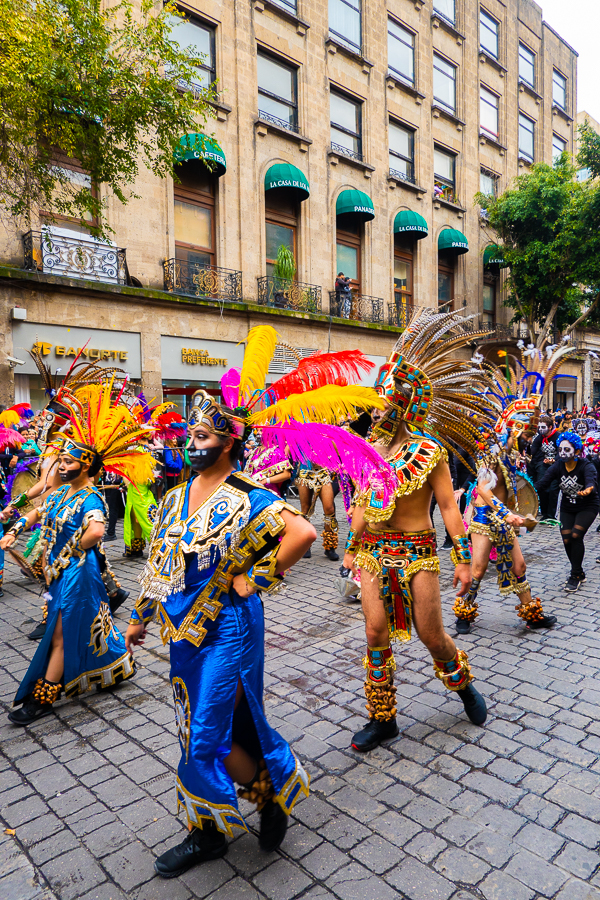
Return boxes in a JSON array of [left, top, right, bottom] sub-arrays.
[[32, 678, 62, 705], [516, 597, 545, 622], [237, 760, 275, 811], [433, 649, 473, 692], [453, 578, 480, 623], [363, 646, 397, 722], [322, 515, 339, 551]]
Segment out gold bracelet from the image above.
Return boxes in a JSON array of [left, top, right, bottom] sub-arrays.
[[450, 534, 472, 566]]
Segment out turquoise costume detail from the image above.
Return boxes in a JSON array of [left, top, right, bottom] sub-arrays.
[[14, 485, 135, 705], [131, 473, 310, 836]]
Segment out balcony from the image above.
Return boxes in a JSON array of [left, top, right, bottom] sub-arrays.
[[257, 276, 322, 313], [163, 259, 243, 303], [257, 109, 300, 135], [388, 300, 414, 329], [330, 142, 363, 164], [389, 167, 416, 186], [328, 291, 384, 324], [23, 229, 127, 285]]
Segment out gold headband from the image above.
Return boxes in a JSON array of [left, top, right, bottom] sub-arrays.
[[188, 390, 245, 439]]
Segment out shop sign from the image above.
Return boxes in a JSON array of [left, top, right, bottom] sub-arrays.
[[12, 322, 142, 378], [182, 348, 228, 365], [161, 335, 244, 381]]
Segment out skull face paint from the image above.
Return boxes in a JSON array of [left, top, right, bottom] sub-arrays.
[[558, 441, 576, 461], [538, 423, 549, 436]]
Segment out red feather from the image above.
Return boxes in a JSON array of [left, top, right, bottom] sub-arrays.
[[254, 351, 374, 407]]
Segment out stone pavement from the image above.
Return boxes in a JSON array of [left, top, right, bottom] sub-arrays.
[[1, 505, 600, 900]]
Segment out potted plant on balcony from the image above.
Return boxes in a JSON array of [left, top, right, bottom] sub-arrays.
[[272, 244, 296, 308]]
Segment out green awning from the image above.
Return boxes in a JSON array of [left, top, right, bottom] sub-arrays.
[[483, 244, 508, 268], [336, 189, 375, 222], [394, 210, 428, 239], [438, 228, 469, 255], [174, 134, 226, 177], [264, 163, 309, 201]]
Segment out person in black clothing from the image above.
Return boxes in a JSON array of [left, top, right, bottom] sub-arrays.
[[537, 431, 599, 592], [530, 416, 560, 522]]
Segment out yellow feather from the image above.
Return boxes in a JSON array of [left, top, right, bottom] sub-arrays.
[[0, 410, 20, 428], [238, 326, 279, 405], [248, 385, 384, 426]]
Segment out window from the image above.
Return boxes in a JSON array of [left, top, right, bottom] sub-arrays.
[[174, 161, 215, 268], [433, 0, 455, 25], [336, 219, 361, 312], [330, 90, 362, 159], [433, 54, 456, 113], [329, 0, 361, 53], [552, 133, 567, 162], [480, 168, 498, 196], [519, 43, 535, 87], [434, 146, 456, 203], [394, 241, 413, 328], [518, 113, 535, 161], [388, 18, 414, 85], [480, 86, 499, 138], [265, 187, 298, 282], [270, 0, 297, 13], [480, 9, 499, 59], [577, 167, 591, 183], [553, 69, 567, 110], [44, 156, 97, 230], [438, 259, 454, 311], [389, 121, 415, 183], [483, 281, 495, 327], [257, 52, 298, 131], [166, 12, 215, 89]]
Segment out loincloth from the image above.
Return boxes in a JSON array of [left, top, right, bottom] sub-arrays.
[[468, 505, 518, 595], [355, 529, 439, 643]]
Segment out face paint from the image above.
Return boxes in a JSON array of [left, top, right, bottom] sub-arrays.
[[538, 424, 549, 435], [58, 462, 83, 482], [188, 446, 223, 471], [558, 442, 576, 460]]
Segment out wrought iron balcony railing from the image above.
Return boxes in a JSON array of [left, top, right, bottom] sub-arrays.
[[164, 258, 243, 302], [257, 276, 322, 313], [23, 230, 127, 284], [389, 167, 416, 185], [388, 300, 414, 329], [328, 291, 384, 324], [330, 142, 364, 163], [257, 109, 300, 135]]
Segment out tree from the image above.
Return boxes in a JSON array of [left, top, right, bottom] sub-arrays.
[[0, 0, 217, 239], [476, 151, 600, 347]]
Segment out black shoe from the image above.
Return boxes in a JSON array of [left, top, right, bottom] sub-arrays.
[[154, 824, 227, 878], [564, 576, 580, 593], [527, 614, 558, 629], [325, 549, 340, 561], [0, 588, 4, 597], [303, 548, 312, 559], [578, 572, 587, 584], [109, 588, 129, 615], [104, 534, 116, 542], [441, 537, 453, 550], [8, 699, 53, 726], [27, 621, 47, 641], [339, 566, 351, 577], [457, 683, 487, 726], [123, 549, 143, 559], [351, 718, 399, 752], [259, 799, 288, 852], [455, 618, 471, 635]]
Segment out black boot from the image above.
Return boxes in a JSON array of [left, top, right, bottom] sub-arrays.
[[455, 618, 471, 635], [27, 621, 47, 641], [259, 799, 288, 852], [154, 823, 227, 878], [351, 718, 399, 752], [108, 588, 129, 615], [303, 547, 312, 559], [8, 697, 53, 726], [457, 684, 487, 726], [527, 613, 557, 629], [325, 549, 340, 561]]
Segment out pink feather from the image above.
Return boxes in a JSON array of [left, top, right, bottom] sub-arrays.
[[221, 368, 241, 408], [0, 426, 24, 452], [260, 421, 397, 511]]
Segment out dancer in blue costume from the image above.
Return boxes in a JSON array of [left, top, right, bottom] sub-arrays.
[[1, 384, 155, 725], [126, 390, 315, 878]]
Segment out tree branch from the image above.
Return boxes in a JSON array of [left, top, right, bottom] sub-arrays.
[[537, 300, 561, 347], [563, 292, 600, 336]]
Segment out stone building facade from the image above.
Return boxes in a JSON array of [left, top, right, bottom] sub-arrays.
[[0, 0, 578, 410]]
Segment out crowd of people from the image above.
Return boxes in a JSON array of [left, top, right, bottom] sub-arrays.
[[0, 317, 597, 882]]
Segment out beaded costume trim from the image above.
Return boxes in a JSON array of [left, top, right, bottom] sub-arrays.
[[356, 438, 447, 523]]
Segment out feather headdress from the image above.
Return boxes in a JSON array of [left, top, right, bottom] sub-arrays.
[[237, 326, 279, 406], [372, 309, 497, 466], [248, 384, 384, 427], [0, 426, 23, 452], [54, 381, 156, 484], [133, 393, 185, 441]]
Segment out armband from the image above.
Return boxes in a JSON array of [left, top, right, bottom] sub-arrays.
[[242, 546, 283, 595], [10, 516, 28, 539], [345, 530, 361, 554], [490, 496, 511, 521], [12, 492, 29, 510], [128, 610, 145, 627], [450, 534, 472, 566]]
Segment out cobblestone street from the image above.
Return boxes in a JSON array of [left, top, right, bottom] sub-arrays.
[[2, 506, 600, 900]]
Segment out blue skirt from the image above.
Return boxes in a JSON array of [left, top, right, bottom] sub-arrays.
[[14, 551, 134, 705], [171, 590, 309, 836]]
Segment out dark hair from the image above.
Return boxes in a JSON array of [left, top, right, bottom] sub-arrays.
[[540, 415, 553, 426]]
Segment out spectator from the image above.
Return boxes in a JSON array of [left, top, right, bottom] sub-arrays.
[[334, 272, 352, 318]]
